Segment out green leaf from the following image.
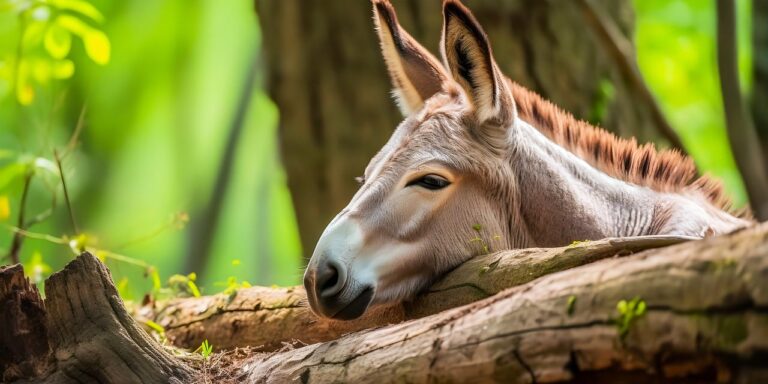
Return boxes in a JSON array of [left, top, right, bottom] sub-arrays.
[[44, 25, 72, 59], [144, 320, 165, 335], [50, 0, 104, 23], [635, 300, 647, 316], [149, 268, 161, 291], [0, 195, 9, 221], [616, 300, 627, 314], [187, 280, 201, 298], [83, 29, 110, 65], [51, 59, 75, 79], [68, 233, 88, 254], [21, 20, 47, 49]]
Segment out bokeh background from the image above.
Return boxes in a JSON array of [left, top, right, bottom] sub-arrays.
[[0, 0, 762, 299]]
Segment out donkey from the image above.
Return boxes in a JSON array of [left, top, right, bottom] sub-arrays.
[[303, 0, 752, 320]]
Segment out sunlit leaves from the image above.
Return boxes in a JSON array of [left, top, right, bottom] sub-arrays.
[[44, 25, 71, 59], [56, 14, 110, 65], [0, 195, 10, 220], [50, 0, 104, 23], [1, 0, 111, 105], [82, 28, 109, 65]]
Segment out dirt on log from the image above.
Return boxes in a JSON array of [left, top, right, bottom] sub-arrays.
[[146, 236, 693, 351], [0, 223, 767, 383]]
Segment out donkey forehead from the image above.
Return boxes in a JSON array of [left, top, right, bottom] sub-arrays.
[[365, 95, 479, 176]]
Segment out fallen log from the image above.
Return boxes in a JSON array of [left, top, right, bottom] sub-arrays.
[[242, 223, 768, 382], [1, 223, 766, 383], [147, 235, 692, 351]]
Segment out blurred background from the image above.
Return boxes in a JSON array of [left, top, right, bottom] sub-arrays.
[[0, 0, 764, 300]]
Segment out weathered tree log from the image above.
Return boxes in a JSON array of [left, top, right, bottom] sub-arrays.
[[2, 224, 767, 383], [242, 223, 768, 383], [148, 235, 692, 351], [0, 255, 195, 384]]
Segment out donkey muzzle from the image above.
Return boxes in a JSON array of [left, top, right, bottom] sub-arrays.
[[304, 258, 373, 320]]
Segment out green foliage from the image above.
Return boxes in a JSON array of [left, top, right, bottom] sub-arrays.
[[0, 0, 110, 105], [195, 339, 213, 360], [469, 224, 500, 255], [634, 0, 752, 205], [616, 297, 647, 337]]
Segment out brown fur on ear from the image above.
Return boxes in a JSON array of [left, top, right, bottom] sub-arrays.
[[373, 0, 449, 116], [441, 0, 514, 125]]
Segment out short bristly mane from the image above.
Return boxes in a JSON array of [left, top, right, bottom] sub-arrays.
[[508, 81, 738, 213]]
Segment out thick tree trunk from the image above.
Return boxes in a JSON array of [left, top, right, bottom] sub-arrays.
[[752, 0, 768, 202], [146, 236, 691, 351], [256, 0, 681, 259], [2, 224, 767, 383]]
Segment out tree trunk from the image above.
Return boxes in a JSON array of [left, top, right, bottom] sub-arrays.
[[256, 0, 682, 259], [752, 0, 768, 200], [3, 224, 767, 383]]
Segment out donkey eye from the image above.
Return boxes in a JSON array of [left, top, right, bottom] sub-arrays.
[[407, 174, 450, 190]]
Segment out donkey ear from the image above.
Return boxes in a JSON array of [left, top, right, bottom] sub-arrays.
[[373, 0, 449, 116], [441, 0, 514, 125]]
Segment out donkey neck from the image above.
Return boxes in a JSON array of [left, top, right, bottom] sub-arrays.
[[507, 119, 670, 246]]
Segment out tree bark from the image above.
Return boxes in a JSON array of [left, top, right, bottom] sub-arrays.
[[3, 224, 767, 383], [146, 236, 692, 351], [256, 0, 680, 259], [0, 255, 195, 384], [752, 0, 768, 198]]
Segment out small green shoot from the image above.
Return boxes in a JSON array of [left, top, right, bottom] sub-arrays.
[[167, 272, 202, 298], [566, 295, 577, 316], [195, 339, 214, 360], [144, 320, 168, 344], [568, 240, 590, 248], [470, 224, 497, 255], [616, 297, 647, 337]]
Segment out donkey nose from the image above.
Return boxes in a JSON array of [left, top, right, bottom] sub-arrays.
[[315, 259, 347, 298]]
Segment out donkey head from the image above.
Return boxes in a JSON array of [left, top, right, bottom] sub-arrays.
[[304, 0, 522, 319]]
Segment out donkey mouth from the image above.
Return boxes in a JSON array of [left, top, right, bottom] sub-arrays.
[[331, 287, 374, 320]]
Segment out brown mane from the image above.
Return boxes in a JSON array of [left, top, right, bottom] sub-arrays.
[[508, 81, 738, 213]]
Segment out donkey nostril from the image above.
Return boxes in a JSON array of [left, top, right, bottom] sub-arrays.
[[320, 265, 339, 293], [316, 260, 346, 298]]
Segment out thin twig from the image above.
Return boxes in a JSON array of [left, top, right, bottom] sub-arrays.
[[7, 172, 33, 264], [716, 0, 768, 220], [6, 226, 68, 245], [54, 149, 78, 234], [575, 0, 688, 154], [63, 104, 88, 158]]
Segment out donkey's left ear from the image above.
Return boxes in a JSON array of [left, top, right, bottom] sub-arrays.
[[441, 0, 515, 125], [373, 0, 450, 116]]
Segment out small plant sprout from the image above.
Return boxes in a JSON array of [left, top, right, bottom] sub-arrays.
[[469, 224, 493, 254], [167, 272, 202, 298], [566, 295, 577, 316], [616, 297, 647, 338], [568, 239, 590, 248], [143, 320, 167, 344], [215, 275, 252, 303], [195, 339, 214, 360]]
